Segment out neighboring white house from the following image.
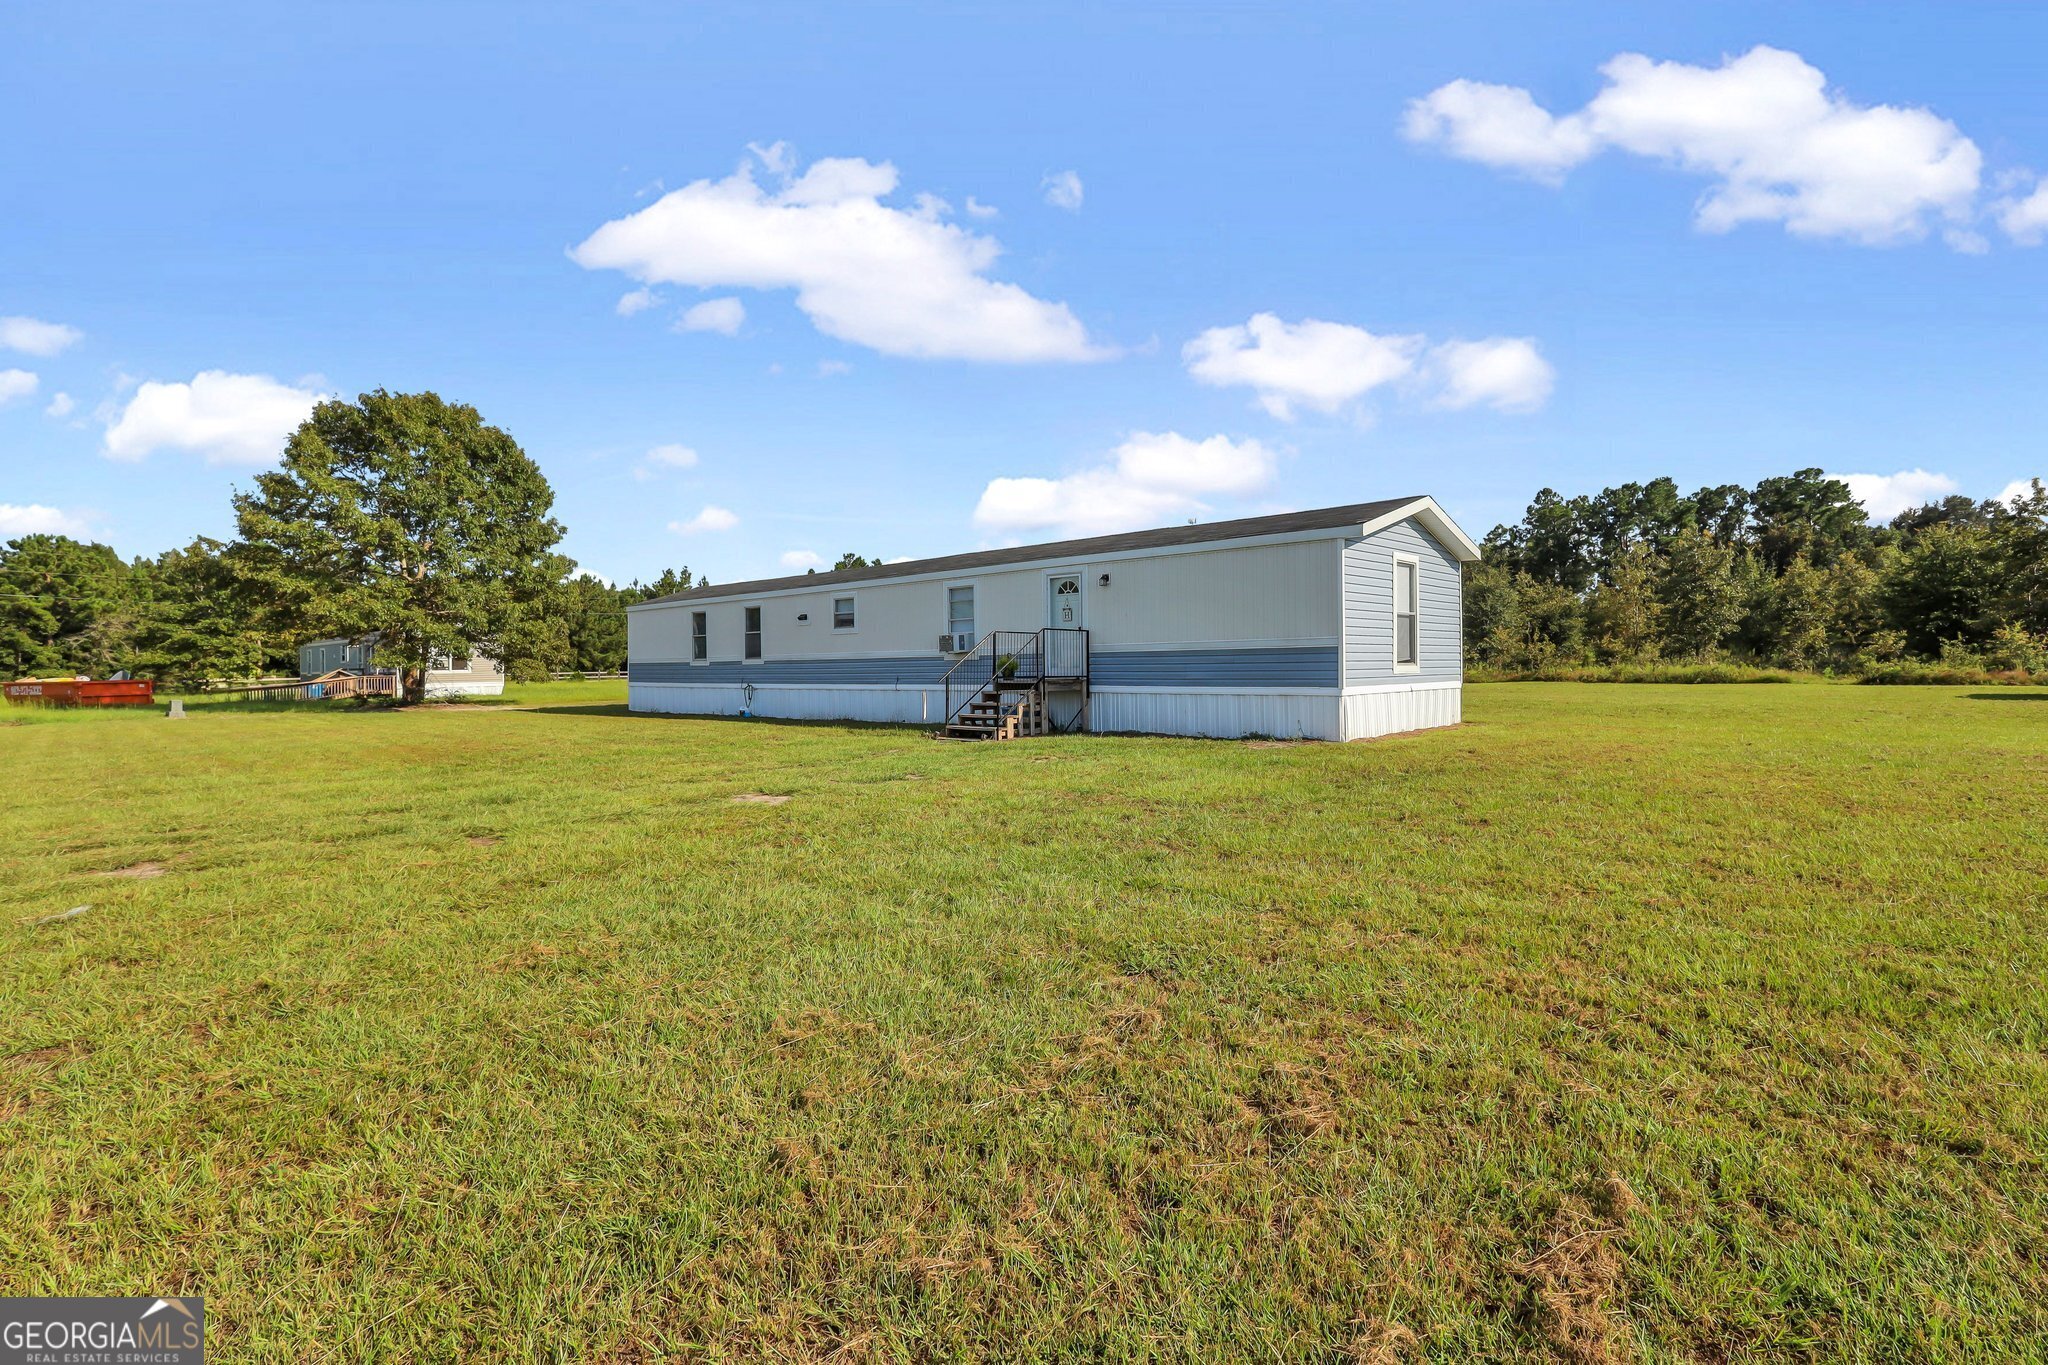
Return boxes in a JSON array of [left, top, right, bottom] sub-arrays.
[[625, 497, 1479, 741], [296, 634, 506, 698]]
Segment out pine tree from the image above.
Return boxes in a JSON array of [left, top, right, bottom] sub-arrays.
[[1767, 555, 1832, 669], [1657, 531, 1743, 660], [1587, 544, 1662, 662]]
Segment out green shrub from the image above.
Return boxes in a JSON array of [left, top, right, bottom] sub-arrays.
[[1856, 660, 2040, 686], [1981, 624, 2048, 675]]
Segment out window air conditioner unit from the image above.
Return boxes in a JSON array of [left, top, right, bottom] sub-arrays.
[[940, 631, 976, 653]]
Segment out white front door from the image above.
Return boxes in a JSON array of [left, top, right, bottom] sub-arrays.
[[1048, 573, 1083, 628]]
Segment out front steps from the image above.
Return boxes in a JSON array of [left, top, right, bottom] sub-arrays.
[[942, 682, 1047, 741]]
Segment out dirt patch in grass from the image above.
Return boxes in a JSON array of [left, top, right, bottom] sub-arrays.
[[5, 1040, 91, 1073], [1244, 1062, 1342, 1140], [94, 861, 165, 879], [731, 792, 792, 805], [466, 835, 502, 847], [1347, 1318, 1421, 1364], [1517, 1190, 1634, 1363], [493, 943, 561, 973]]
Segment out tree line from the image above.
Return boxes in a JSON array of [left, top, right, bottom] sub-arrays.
[[1467, 469, 2048, 676], [9, 398, 2041, 693], [0, 391, 706, 693], [0, 532, 705, 685]]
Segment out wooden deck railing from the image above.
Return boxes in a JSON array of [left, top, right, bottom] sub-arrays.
[[202, 670, 398, 701]]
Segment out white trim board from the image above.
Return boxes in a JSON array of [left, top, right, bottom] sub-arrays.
[[1360, 496, 1482, 562], [1340, 678, 1460, 696]]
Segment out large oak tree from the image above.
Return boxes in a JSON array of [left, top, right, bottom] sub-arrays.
[[233, 390, 564, 702]]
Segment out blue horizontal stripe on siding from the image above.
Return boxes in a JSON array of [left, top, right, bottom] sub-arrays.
[[1091, 647, 1337, 688], [631, 645, 1338, 689]]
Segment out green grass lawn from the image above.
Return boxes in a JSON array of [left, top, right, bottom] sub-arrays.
[[3, 682, 2044, 1361]]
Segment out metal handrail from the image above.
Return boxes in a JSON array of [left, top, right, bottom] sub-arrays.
[[939, 627, 1090, 729]]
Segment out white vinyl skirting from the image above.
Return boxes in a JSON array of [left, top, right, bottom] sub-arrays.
[[1336, 678, 1461, 740], [629, 679, 1462, 741], [1086, 687, 1339, 740]]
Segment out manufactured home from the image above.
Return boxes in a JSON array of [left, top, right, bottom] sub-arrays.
[[626, 497, 1479, 741], [297, 634, 505, 698]]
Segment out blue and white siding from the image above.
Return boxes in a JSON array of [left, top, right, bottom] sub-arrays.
[[629, 534, 1353, 737], [627, 511, 1469, 740], [1337, 518, 1464, 740]]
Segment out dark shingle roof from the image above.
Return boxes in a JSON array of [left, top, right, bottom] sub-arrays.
[[636, 497, 1427, 606]]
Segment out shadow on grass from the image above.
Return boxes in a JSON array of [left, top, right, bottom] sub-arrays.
[[1964, 692, 2048, 702]]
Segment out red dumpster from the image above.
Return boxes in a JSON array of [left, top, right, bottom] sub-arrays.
[[5, 678, 156, 707]]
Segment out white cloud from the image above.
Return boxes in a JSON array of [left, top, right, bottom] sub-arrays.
[[0, 369, 37, 405], [1405, 46, 1985, 246], [817, 359, 852, 377], [0, 503, 90, 538], [1424, 337, 1555, 412], [616, 287, 661, 316], [1995, 478, 2042, 507], [103, 370, 325, 466], [1042, 170, 1084, 211], [44, 391, 75, 419], [0, 316, 82, 356], [639, 443, 699, 478], [670, 505, 738, 534], [747, 139, 796, 178], [1402, 80, 1596, 184], [779, 549, 824, 570], [964, 196, 999, 219], [1184, 314, 1422, 420], [1183, 313, 1554, 419], [677, 296, 745, 335], [1997, 178, 2048, 245], [1836, 468, 1960, 521], [974, 431, 1279, 538], [573, 145, 1111, 363]]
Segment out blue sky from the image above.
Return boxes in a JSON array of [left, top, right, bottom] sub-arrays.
[[4, 2, 2046, 585]]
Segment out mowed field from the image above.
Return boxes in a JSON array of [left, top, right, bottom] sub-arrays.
[[3, 682, 2044, 1362]]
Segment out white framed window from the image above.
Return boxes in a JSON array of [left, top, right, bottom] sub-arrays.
[[691, 611, 707, 661], [832, 595, 856, 631], [743, 605, 763, 660], [946, 583, 975, 640], [1393, 556, 1420, 669]]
